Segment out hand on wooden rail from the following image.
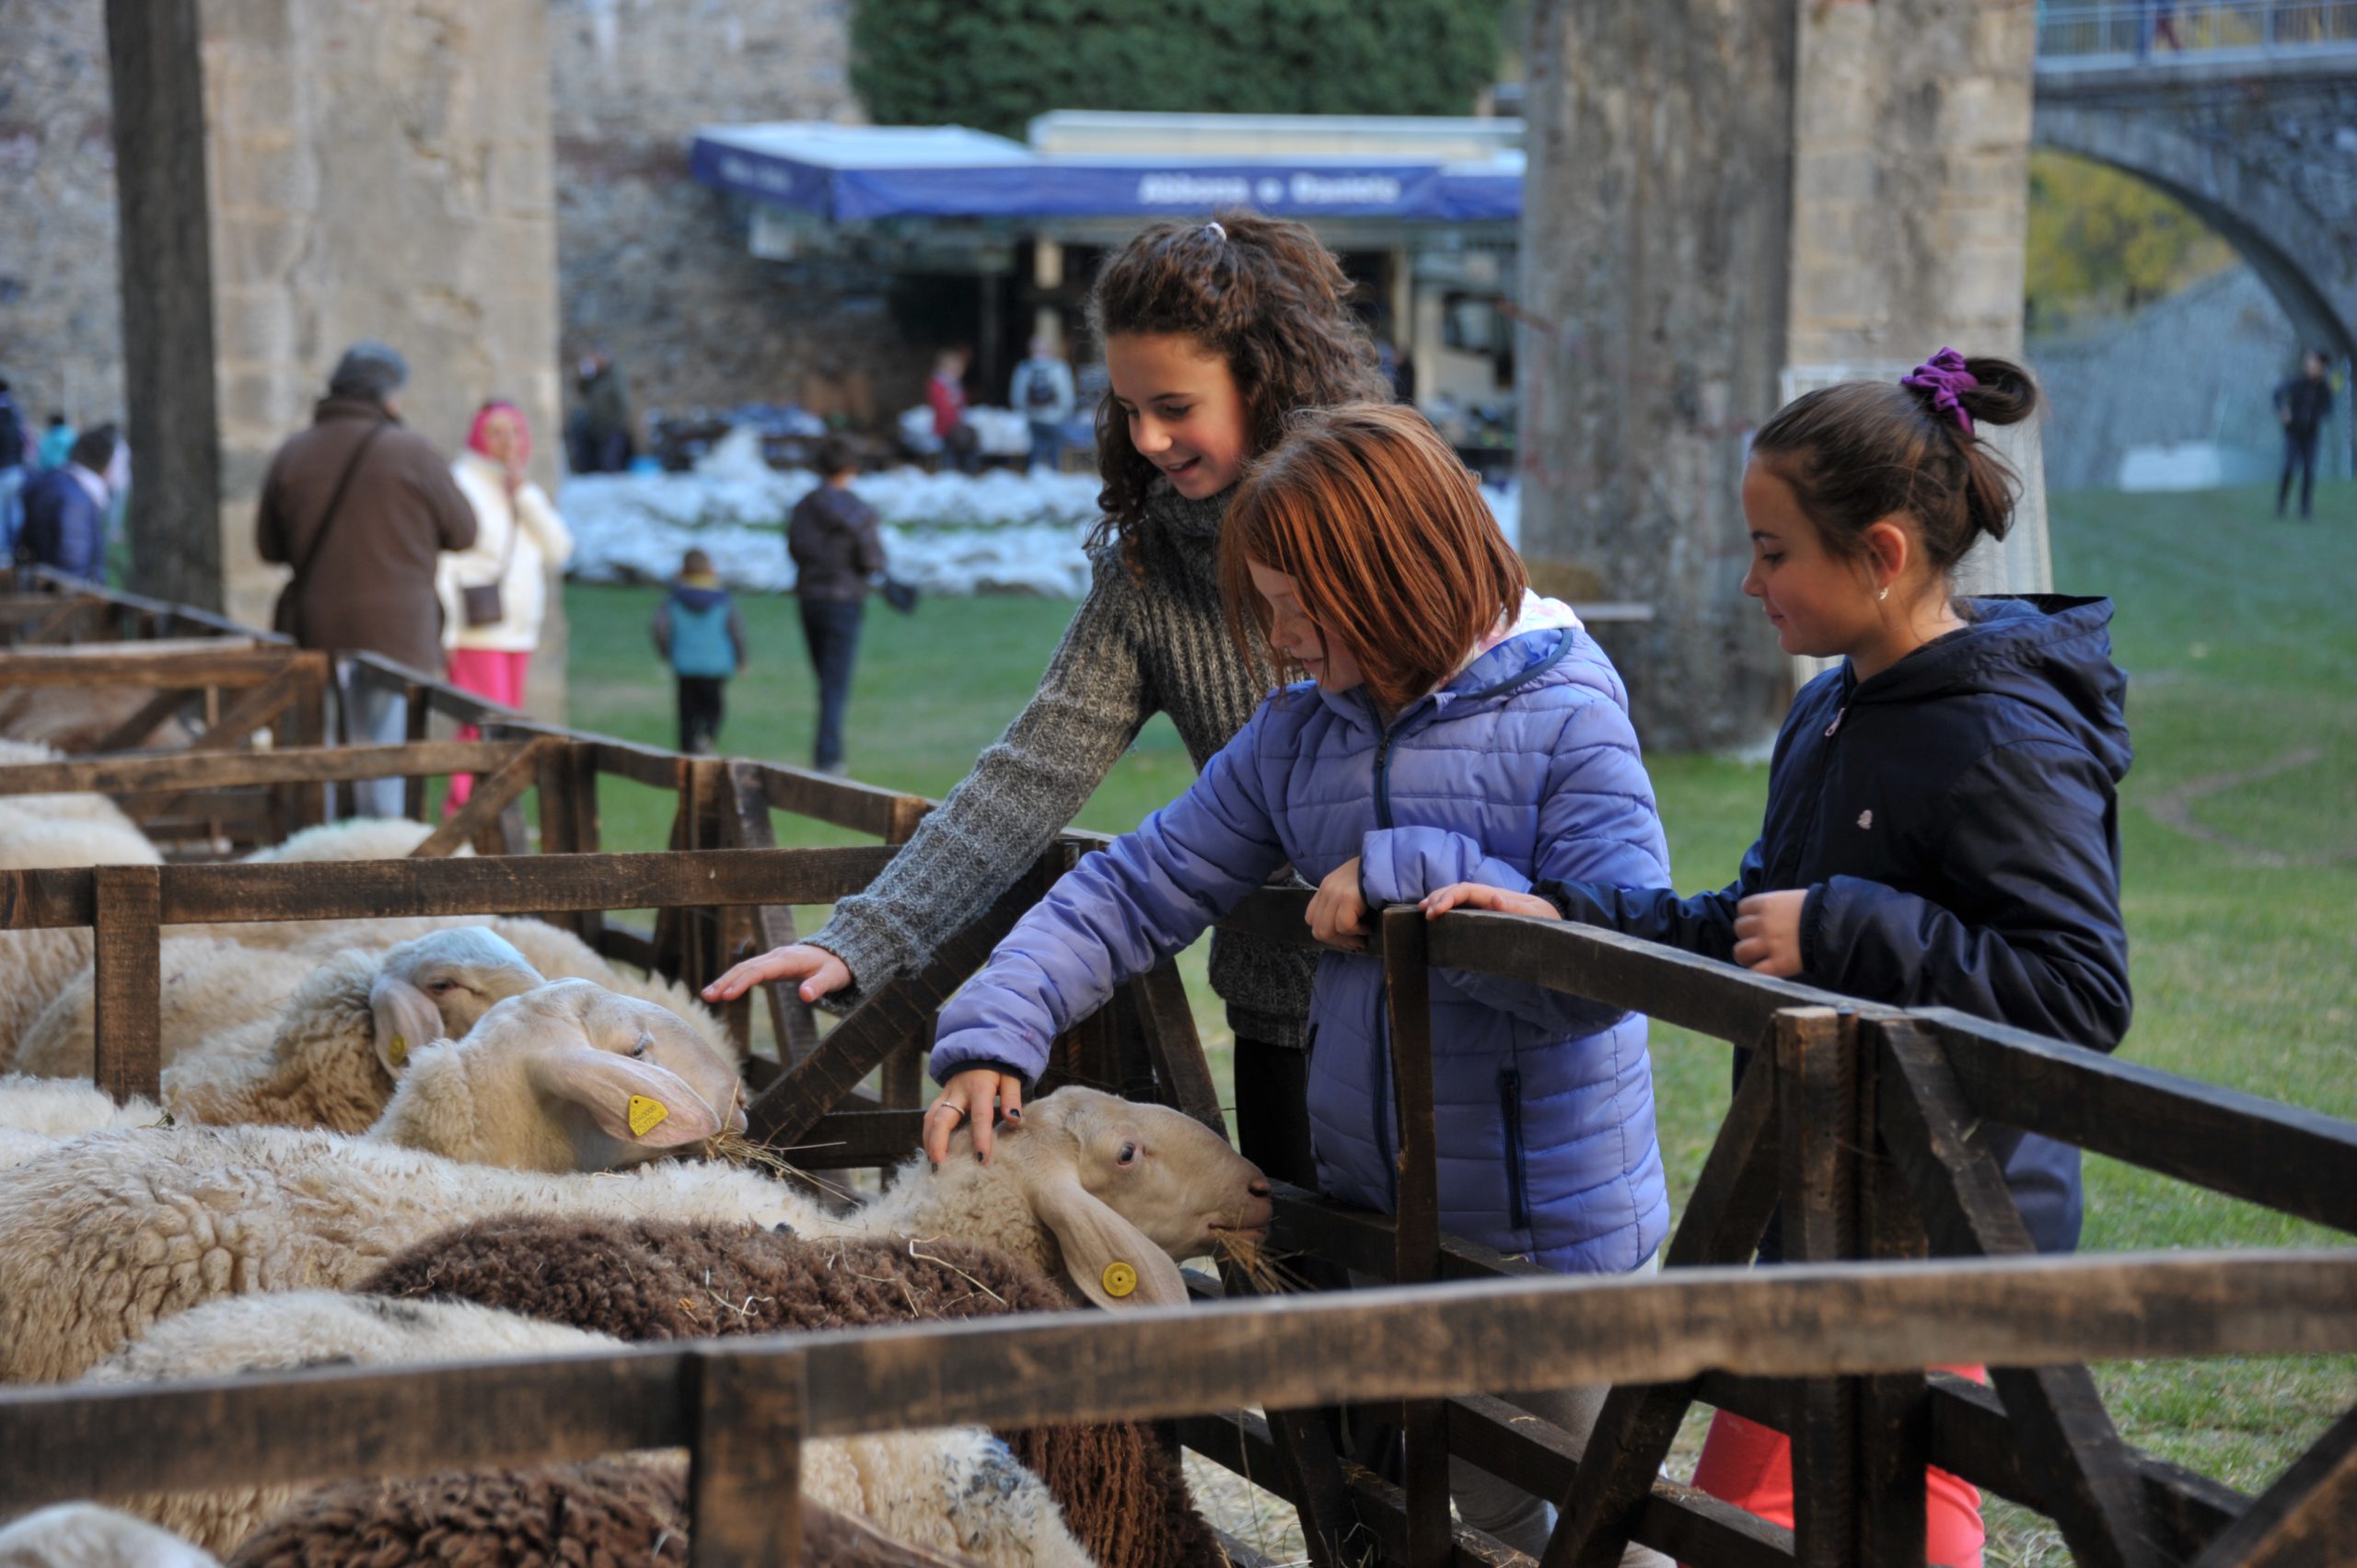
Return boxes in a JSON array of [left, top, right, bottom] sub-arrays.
[[702, 941, 853, 1005], [1418, 882, 1561, 922], [1306, 855, 1370, 952]]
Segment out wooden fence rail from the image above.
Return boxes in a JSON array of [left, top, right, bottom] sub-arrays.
[[2, 1251, 2352, 1568]]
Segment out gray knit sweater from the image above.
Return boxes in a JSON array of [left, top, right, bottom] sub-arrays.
[[809, 482, 1316, 1051]]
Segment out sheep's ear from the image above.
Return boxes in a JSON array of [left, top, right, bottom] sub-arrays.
[[367, 974, 442, 1077], [528, 1047, 723, 1147], [1030, 1170, 1190, 1310]]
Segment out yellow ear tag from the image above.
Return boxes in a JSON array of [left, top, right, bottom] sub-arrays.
[[627, 1095, 669, 1138], [1100, 1261, 1138, 1299], [387, 1035, 408, 1068]]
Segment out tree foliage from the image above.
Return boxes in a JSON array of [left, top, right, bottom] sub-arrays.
[[851, 0, 1511, 138], [2026, 151, 2236, 329]]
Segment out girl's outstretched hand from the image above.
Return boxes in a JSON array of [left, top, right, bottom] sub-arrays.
[[1420, 883, 1560, 921], [923, 1067, 1025, 1166], [702, 942, 852, 1005], [1307, 856, 1369, 951], [1733, 890, 1808, 977]]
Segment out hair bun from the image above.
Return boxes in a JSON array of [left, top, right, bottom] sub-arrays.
[[1956, 355, 2038, 430]]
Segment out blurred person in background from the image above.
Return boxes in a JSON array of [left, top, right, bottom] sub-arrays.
[[788, 435, 888, 774], [1010, 335, 1076, 472], [256, 340, 475, 817], [928, 346, 980, 474], [0, 379, 30, 557], [35, 412, 75, 472], [13, 423, 116, 581], [2274, 347, 2333, 522], [437, 399, 575, 808]]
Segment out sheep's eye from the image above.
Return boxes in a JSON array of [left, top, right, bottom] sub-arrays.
[[427, 979, 458, 994], [632, 1035, 651, 1058], [1116, 1142, 1138, 1167]]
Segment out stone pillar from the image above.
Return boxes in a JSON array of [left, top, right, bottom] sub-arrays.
[[1515, 0, 1801, 752], [202, 1, 567, 717], [105, 0, 224, 610], [1784, 0, 2049, 598]]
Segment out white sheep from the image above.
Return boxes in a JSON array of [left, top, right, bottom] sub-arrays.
[[0, 1503, 219, 1568], [9, 938, 327, 1084], [0, 738, 156, 837], [0, 808, 164, 1074], [0, 1086, 1264, 1385], [86, 1293, 1087, 1568], [160, 928, 558, 1132], [13, 928, 554, 1136], [0, 1075, 165, 1171], [168, 818, 470, 954]]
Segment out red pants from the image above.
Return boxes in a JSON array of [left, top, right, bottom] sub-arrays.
[[441, 648, 530, 810], [1687, 1368, 1987, 1568]]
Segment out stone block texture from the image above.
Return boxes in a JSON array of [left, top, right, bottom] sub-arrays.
[[0, 0, 125, 430], [545, 0, 929, 431]]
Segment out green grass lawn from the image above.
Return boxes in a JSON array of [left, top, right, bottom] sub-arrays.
[[567, 480, 2355, 1558]]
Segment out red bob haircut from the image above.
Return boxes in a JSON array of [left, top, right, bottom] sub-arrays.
[[1220, 402, 1525, 714]]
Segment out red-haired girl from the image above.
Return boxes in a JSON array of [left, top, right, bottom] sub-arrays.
[[923, 403, 1676, 1561]]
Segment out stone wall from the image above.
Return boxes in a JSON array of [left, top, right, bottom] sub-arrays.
[[1787, 0, 2049, 603], [0, 0, 123, 429], [201, 1, 568, 715], [544, 0, 931, 435]]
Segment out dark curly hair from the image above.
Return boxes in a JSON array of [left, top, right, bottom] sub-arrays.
[[1087, 212, 1392, 571]]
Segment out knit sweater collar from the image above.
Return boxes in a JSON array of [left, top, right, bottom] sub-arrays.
[[1140, 479, 1232, 547]]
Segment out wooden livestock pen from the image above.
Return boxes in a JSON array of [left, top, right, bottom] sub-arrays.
[[5, 579, 2355, 1566]]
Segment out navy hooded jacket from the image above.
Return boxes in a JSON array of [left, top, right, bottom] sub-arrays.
[[1543, 595, 2132, 1253]]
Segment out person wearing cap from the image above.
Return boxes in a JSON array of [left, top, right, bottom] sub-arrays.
[[256, 341, 476, 817]]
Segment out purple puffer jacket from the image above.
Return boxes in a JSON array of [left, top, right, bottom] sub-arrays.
[[931, 600, 1673, 1274]]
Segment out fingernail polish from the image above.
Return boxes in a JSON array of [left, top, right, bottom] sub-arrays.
[[1004, 1108, 1021, 1121]]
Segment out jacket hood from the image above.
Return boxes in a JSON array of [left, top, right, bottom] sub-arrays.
[[1853, 595, 2131, 783], [1311, 592, 1607, 731], [669, 583, 730, 611]]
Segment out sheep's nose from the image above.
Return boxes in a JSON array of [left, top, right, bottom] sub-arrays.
[[1247, 1177, 1271, 1199]]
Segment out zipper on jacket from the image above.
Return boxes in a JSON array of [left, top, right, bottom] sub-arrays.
[[1498, 1067, 1531, 1230], [1364, 691, 1399, 830], [1823, 702, 1848, 738]]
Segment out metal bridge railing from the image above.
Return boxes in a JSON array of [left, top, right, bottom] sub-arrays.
[[2036, 0, 2357, 65]]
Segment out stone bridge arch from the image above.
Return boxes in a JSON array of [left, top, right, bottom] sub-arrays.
[[2033, 64, 2357, 364]]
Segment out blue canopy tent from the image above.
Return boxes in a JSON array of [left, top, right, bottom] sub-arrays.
[[687, 122, 1522, 224]]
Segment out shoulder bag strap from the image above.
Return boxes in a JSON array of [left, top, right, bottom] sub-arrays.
[[290, 419, 389, 587]]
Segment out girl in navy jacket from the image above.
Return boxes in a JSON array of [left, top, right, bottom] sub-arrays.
[[1428, 352, 2131, 1567]]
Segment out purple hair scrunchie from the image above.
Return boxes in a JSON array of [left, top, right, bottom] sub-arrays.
[[1901, 347, 1978, 435]]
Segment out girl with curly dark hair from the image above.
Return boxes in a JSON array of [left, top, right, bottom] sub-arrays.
[[709, 214, 1394, 1187]]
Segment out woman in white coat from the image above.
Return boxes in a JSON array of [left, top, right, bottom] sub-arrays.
[[438, 400, 574, 807]]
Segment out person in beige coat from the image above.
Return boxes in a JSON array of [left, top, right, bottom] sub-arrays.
[[437, 400, 574, 807]]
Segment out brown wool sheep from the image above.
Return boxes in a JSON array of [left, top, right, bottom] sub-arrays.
[[359, 1217, 1228, 1568], [226, 1458, 981, 1568]]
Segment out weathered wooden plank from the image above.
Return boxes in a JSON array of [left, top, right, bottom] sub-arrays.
[[87, 688, 197, 754], [724, 762, 819, 1063], [744, 759, 928, 840], [0, 741, 524, 797], [91, 864, 162, 1103], [410, 738, 552, 858], [1779, 1008, 1861, 1568], [0, 1351, 686, 1511], [778, 1109, 925, 1169], [2187, 1403, 2357, 1568], [1543, 1054, 1783, 1568], [1876, 1019, 2154, 1568], [1381, 908, 1451, 1568], [745, 869, 1042, 1145], [1131, 957, 1228, 1136], [1423, 910, 1859, 1054], [688, 1348, 807, 1568], [1913, 1006, 2357, 1237], [1177, 1408, 1365, 1568], [0, 848, 901, 932], [1449, 1394, 1794, 1568], [0, 1251, 2349, 1515], [1853, 1030, 1930, 1568], [1270, 1185, 1552, 1284], [589, 737, 692, 792], [1346, 1460, 1531, 1568], [0, 639, 284, 686]]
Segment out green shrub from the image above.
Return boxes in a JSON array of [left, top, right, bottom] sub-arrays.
[[852, 0, 1511, 138]]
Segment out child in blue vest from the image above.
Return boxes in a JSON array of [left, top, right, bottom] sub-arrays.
[[650, 548, 746, 754]]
